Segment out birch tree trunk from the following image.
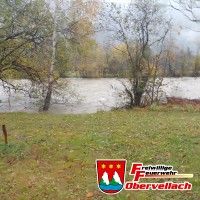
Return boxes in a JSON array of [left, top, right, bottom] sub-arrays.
[[43, 0, 59, 111]]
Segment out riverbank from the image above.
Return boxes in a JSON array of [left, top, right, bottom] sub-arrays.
[[0, 109, 199, 199]]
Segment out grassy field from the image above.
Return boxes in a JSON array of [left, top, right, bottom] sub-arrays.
[[0, 106, 199, 200]]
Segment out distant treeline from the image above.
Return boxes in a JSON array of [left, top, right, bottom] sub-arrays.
[[62, 46, 200, 78]]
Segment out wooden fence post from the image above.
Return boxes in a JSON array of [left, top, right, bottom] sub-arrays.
[[2, 125, 8, 145]]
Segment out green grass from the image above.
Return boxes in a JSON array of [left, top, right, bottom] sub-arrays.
[[0, 108, 199, 200]]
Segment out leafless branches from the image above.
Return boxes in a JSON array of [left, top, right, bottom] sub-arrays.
[[101, 0, 171, 107], [169, 0, 200, 23]]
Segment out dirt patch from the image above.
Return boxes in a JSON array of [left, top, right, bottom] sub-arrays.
[[167, 97, 200, 105]]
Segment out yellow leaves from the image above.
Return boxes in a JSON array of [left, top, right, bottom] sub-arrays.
[[86, 192, 94, 198], [162, 50, 176, 62], [165, 152, 171, 158], [110, 44, 129, 64], [71, 38, 107, 77], [170, 55, 176, 62], [151, 141, 157, 145], [71, 0, 100, 19], [69, 0, 100, 36], [149, 63, 154, 70]]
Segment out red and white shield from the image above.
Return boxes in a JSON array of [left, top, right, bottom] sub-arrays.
[[96, 159, 127, 195]]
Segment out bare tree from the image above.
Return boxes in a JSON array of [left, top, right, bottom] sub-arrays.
[[101, 0, 171, 107]]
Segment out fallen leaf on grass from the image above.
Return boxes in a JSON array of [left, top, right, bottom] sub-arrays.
[[86, 192, 94, 198], [151, 141, 157, 145], [165, 152, 171, 157]]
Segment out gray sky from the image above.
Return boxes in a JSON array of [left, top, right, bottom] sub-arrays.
[[105, 0, 200, 53]]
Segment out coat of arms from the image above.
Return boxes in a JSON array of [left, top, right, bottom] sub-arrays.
[[96, 159, 126, 194]]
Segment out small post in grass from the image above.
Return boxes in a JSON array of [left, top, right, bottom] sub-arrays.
[[2, 125, 8, 145]]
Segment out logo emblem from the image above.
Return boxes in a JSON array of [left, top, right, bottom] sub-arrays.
[[96, 159, 126, 194]]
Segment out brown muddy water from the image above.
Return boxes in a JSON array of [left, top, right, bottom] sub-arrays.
[[0, 78, 200, 114]]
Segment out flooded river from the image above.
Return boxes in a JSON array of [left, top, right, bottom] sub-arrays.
[[0, 77, 200, 114]]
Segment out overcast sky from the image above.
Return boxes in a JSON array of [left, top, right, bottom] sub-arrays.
[[103, 0, 200, 53]]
